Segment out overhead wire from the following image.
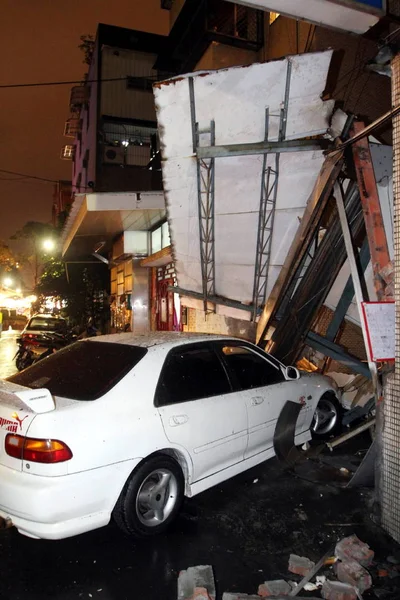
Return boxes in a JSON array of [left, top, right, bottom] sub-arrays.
[[0, 75, 159, 89], [0, 168, 92, 190]]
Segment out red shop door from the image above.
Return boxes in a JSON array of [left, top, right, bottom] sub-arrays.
[[157, 279, 174, 331]]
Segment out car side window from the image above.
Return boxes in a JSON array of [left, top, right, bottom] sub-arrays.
[[155, 345, 231, 406], [219, 345, 284, 391]]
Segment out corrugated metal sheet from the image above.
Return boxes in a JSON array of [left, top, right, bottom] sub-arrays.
[[101, 47, 157, 121], [154, 51, 334, 318]]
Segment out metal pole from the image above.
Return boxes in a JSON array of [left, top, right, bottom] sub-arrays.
[[334, 181, 379, 391]]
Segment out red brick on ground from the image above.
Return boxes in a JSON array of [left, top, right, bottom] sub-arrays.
[[288, 554, 315, 576], [321, 580, 357, 600], [258, 579, 291, 597], [335, 559, 372, 593], [335, 535, 374, 567]]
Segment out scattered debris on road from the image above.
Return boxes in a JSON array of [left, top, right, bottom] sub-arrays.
[[179, 534, 396, 599]]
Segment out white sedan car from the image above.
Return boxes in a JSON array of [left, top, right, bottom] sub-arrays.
[[0, 332, 338, 540]]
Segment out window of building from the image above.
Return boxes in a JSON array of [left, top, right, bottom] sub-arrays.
[[101, 121, 157, 167], [219, 345, 284, 391], [151, 221, 171, 255], [155, 345, 231, 406]]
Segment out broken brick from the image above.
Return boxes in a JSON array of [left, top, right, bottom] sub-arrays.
[[257, 580, 291, 597], [334, 535, 374, 567], [178, 566, 216, 600], [321, 580, 357, 600], [335, 559, 372, 593], [288, 554, 315, 576]]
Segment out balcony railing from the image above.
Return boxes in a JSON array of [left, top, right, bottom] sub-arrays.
[[64, 117, 82, 138], [154, 0, 264, 73]]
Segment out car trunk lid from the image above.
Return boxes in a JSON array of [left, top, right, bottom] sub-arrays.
[[0, 380, 55, 470]]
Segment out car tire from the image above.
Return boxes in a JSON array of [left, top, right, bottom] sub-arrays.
[[113, 455, 184, 538], [311, 392, 342, 440]]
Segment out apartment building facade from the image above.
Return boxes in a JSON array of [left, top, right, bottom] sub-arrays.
[[61, 24, 182, 333]]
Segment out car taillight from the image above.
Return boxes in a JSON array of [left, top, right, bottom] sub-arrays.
[[5, 434, 73, 463]]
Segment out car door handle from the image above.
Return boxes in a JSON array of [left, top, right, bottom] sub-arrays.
[[169, 415, 189, 427], [251, 396, 264, 406]]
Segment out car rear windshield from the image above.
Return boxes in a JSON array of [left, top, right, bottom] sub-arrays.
[[27, 317, 67, 332], [8, 341, 148, 401]]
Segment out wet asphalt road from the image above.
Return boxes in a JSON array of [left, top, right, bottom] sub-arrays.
[[0, 330, 18, 379], [0, 438, 399, 600], [0, 342, 398, 598]]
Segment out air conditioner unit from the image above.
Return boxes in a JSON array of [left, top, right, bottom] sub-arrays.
[[103, 146, 125, 165]]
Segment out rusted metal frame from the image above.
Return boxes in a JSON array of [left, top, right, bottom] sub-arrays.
[[189, 76, 216, 315], [330, 104, 400, 153], [325, 236, 370, 341], [256, 151, 344, 345], [351, 121, 392, 301], [270, 180, 365, 365], [252, 60, 291, 321], [335, 180, 379, 392]]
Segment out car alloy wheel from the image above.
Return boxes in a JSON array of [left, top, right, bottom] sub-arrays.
[[135, 468, 179, 527], [113, 455, 184, 537], [311, 393, 341, 438]]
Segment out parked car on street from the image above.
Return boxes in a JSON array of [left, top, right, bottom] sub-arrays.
[[0, 332, 338, 540], [14, 314, 69, 370]]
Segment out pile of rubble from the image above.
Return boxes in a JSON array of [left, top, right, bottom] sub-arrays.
[[177, 535, 387, 600]]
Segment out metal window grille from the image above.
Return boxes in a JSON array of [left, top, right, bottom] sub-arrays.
[[207, 0, 262, 45], [101, 122, 157, 167]]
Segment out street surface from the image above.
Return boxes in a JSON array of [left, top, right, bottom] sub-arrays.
[[0, 436, 399, 599], [0, 330, 18, 379], [0, 344, 398, 598]]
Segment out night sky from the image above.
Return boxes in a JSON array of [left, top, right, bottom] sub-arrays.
[[0, 0, 168, 243]]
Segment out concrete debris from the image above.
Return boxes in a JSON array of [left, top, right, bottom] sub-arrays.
[[257, 579, 292, 597], [178, 566, 216, 600], [321, 580, 358, 600], [334, 535, 374, 567], [335, 559, 372, 593], [288, 554, 315, 576], [304, 582, 319, 591]]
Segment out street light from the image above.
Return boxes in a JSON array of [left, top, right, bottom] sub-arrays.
[[3, 277, 13, 287], [43, 239, 55, 252]]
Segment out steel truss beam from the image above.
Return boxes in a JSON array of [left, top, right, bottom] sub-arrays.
[[189, 77, 216, 315], [169, 285, 256, 314], [196, 138, 329, 159], [252, 60, 292, 320]]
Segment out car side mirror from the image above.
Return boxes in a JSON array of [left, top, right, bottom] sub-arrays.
[[286, 366, 300, 380]]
